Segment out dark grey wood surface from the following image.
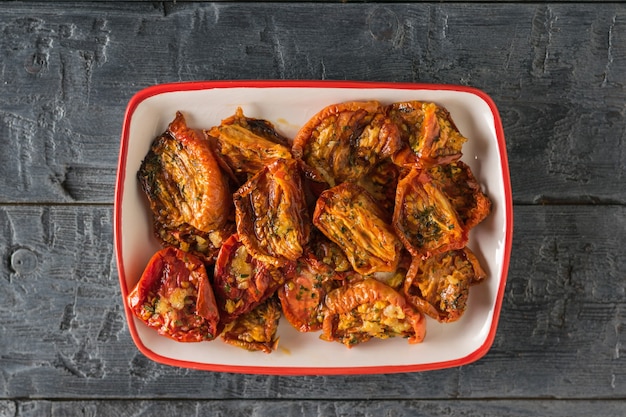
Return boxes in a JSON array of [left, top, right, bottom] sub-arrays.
[[1, 2, 625, 416]]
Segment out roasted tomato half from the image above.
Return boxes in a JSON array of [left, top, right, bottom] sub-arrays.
[[278, 252, 343, 332], [221, 296, 282, 354], [393, 167, 467, 257], [138, 111, 232, 234], [292, 101, 401, 186], [127, 247, 220, 342], [388, 101, 467, 167], [313, 182, 404, 275], [403, 247, 487, 323], [234, 158, 310, 267], [428, 161, 492, 230], [207, 107, 293, 183], [213, 234, 284, 323], [321, 278, 426, 348]]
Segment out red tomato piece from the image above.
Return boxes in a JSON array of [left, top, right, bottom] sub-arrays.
[[278, 252, 343, 332], [127, 247, 220, 342], [321, 278, 426, 348]]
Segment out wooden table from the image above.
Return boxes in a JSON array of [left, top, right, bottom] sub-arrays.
[[1, 2, 625, 415]]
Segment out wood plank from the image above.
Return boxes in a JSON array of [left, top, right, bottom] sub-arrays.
[[0, 3, 624, 204], [1, 399, 625, 417], [0, 205, 624, 399], [5, 0, 618, 3]]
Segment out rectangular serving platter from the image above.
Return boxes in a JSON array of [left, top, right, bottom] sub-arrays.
[[114, 80, 512, 375]]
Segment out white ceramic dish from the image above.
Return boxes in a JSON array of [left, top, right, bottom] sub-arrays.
[[114, 80, 512, 375]]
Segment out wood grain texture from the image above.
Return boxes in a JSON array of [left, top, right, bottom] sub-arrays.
[[0, 206, 624, 401], [0, 3, 624, 204], [1, 399, 625, 417]]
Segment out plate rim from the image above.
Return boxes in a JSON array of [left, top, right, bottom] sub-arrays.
[[114, 79, 513, 375]]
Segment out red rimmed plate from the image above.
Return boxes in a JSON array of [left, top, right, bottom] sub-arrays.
[[114, 80, 512, 375]]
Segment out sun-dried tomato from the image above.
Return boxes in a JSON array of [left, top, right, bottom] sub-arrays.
[[127, 247, 220, 342], [321, 278, 426, 348]]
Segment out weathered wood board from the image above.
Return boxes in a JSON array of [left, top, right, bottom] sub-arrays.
[[0, 3, 624, 204], [0, 206, 624, 400], [1, 399, 626, 417], [1, 1, 625, 415]]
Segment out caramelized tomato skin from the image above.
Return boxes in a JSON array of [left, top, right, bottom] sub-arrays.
[[322, 278, 426, 348], [208, 107, 293, 182], [313, 182, 403, 275], [388, 101, 467, 167], [393, 167, 467, 258], [292, 101, 402, 186], [234, 158, 310, 267], [138, 112, 234, 262], [428, 161, 491, 230], [127, 247, 220, 342], [138, 111, 232, 233], [403, 247, 487, 323]]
